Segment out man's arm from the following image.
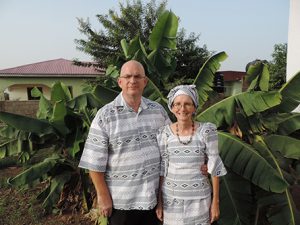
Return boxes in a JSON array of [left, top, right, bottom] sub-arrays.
[[89, 171, 112, 217]]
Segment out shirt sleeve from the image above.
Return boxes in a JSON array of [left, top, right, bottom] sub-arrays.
[[156, 126, 168, 177], [78, 108, 109, 172], [204, 122, 227, 177]]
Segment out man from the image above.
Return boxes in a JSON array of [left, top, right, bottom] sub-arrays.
[[79, 60, 170, 225]]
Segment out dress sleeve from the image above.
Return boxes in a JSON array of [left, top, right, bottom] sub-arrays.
[[204, 122, 227, 177], [78, 108, 109, 172], [156, 126, 168, 177]]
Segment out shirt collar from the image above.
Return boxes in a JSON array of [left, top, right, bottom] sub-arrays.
[[114, 92, 148, 110]]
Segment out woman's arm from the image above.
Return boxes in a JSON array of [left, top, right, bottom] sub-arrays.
[[156, 176, 164, 221], [210, 176, 220, 223]]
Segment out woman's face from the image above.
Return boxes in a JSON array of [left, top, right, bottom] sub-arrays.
[[171, 95, 196, 122]]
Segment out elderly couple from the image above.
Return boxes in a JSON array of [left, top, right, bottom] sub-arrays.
[[79, 60, 226, 225]]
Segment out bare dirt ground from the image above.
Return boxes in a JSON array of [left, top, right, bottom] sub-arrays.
[[0, 166, 94, 225]]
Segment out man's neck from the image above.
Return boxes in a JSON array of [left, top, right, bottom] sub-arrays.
[[122, 93, 142, 112]]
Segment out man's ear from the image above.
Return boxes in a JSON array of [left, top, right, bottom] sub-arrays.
[[117, 77, 122, 88], [143, 76, 149, 87]]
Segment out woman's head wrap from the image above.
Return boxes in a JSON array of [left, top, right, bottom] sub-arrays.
[[167, 84, 199, 111]]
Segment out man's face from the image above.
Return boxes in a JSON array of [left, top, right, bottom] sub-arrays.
[[118, 61, 148, 98]]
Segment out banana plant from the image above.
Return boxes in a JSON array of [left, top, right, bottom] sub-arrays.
[[0, 82, 113, 214], [197, 60, 300, 225]]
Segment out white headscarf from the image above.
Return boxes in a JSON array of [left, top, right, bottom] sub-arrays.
[[167, 84, 199, 111]]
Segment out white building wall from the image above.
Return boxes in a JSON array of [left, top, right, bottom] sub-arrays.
[[287, 0, 300, 111], [287, 0, 300, 78]]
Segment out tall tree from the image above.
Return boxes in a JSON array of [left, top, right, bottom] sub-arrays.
[[268, 43, 287, 89], [75, 0, 211, 85]]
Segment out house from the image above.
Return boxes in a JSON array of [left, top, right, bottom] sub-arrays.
[[215, 71, 247, 97], [0, 58, 104, 101], [0, 58, 104, 118]]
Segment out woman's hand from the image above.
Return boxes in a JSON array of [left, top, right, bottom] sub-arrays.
[[156, 201, 163, 221], [210, 200, 220, 223]]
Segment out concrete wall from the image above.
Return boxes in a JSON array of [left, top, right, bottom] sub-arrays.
[[0, 100, 39, 118]]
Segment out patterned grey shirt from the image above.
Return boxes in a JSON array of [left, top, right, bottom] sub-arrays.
[[79, 93, 171, 210], [157, 122, 227, 200]]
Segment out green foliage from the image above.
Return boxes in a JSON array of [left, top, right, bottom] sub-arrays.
[[75, 0, 211, 84], [268, 43, 287, 90]]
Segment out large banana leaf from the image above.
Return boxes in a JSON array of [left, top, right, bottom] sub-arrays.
[[218, 132, 288, 193], [246, 137, 299, 224], [148, 10, 178, 81], [7, 154, 64, 186], [51, 81, 72, 102], [246, 60, 269, 91], [264, 135, 300, 160], [149, 10, 178, 50], [276, 113, 300, 135], [69, 84, 119, 111], [218, 171, 253, 225], [31, 87, 53, 119], [0, 111, 57, 135], [41, 172, 72, 214], [196, 91, 282, 127], [256, 190, 298, 225], [193, 51, 228, 109], [276, 71, 300, 112]]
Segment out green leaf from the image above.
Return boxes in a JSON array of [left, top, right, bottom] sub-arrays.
[[219, 171, 253, 225], [256, 191, 298, 225], [264, 135, 300, 160], [246, 60, 269, 91], [0, 111, 56, 135], [51, 82, 72, 102], [149, 10, 178, 50], [193, 51, 228, 109], [49, 101, 69, 135], [7, 154, 62, 186], [42, 172, 72, 214], [276, 71, 300, 112], [197, 91, 281, 127], [92, 85, 119, 106], [218, 132, 288, 193], [277, 113, 300, 135], [36, 95, 53, 119]]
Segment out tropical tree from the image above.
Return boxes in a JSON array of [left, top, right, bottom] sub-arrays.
[[74, 0, 211, 84], [268, 43, 287, 90]]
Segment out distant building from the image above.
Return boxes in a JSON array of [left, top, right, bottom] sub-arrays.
[[215, 71, 247, 97], [0, 58, 104, 101]]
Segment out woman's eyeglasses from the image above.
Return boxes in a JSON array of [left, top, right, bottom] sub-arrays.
[[172, 103, 194, 109]]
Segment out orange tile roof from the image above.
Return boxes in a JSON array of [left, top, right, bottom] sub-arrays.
[[0, 58, 104, 77]]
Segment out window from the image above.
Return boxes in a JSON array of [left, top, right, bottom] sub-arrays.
[[27, 87, 42, 100]]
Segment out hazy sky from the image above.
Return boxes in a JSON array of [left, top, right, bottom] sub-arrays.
[[0, 0, 289, 71]]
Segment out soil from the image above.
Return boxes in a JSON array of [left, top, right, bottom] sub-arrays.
[[0, 166, 95, 225]]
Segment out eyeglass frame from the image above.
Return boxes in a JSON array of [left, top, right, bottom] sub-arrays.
[[119, 74, 146, 81], [171, 102, 195, 110]]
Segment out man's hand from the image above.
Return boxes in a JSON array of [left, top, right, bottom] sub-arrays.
[[98, 194, 113, 217]]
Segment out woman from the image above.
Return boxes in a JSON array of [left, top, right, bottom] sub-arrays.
[[156, 85, 227, 225]]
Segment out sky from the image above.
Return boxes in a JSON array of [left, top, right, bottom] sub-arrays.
[[0, 0, 289, 71]]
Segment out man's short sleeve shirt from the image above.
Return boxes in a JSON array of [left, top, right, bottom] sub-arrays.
[[79, 93, 170, 210]]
